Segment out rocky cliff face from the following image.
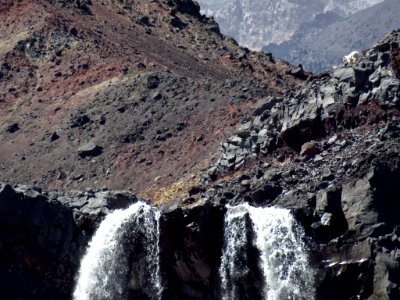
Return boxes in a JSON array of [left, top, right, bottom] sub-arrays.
[[1, 0, 400, 299], [1, 133, 399, 299], [0, 182, 139, 299], [199, 0, 400, 72], [205, 30, 400, 182], [264, 0, 400, 72], [199, 0, 384, 50], [194, 29, 400, 299]]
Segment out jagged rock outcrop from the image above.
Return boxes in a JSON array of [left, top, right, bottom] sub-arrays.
[[315, 157, 400, 300], [2, 133, 399, 299], [205, 30, 400, 181], [0, 183, 138, 299]]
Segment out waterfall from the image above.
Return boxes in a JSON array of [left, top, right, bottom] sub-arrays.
[[220, 204, 315, 300], [220, 205, 250, 300], [248, 205, 315, 300], [73, 202, 162, 300]]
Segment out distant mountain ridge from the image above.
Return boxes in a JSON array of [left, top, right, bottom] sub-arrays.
[[198, 0, 400, 72], [263, 0, 400, 72], [198, 0, 384, 50]]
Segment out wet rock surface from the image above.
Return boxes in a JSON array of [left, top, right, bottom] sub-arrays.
[[159, 203, 226, 300], [0, 184, 262, 300], [0, 183, 139, 299], [1, 120, 400, 299]]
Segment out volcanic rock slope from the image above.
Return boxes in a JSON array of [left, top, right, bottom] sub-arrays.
[[0, 0, 299, 200], [1, 0, 400, 300]]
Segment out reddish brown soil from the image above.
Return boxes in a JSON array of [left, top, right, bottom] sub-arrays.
[[0, 0, 302, 200]]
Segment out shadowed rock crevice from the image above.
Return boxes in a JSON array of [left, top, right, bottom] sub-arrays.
[[159, 203, 225, 300]]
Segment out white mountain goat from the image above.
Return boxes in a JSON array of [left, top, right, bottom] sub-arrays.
[[343, 51, 360, 64]]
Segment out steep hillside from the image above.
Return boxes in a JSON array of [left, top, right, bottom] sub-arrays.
[[1, 29, 400, 299], [1, 1, 400, 300], [0, 0, 300, 200]]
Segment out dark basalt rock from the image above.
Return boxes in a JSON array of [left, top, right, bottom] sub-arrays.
[[1, 137, 400, 299], [248, 183, 282, 206], [159, 202, 225, 300], [5, 122, 20, 133], [46, 0, 92, 14], [70, 113, 90, 128], [204, 30, 400, 182], [0, 183, 138, 300], [194, 39, 400, 295], [200, 126, 400, 299], [77, 142, 103, 158], [171, 0, 201, 17]]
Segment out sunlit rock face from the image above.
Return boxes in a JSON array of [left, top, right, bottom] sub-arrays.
[[198, 0, 400, 72], [198, 0, 384, 49]]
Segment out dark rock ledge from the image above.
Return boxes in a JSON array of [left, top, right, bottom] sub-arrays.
[[0, 183, 138, 299], [1, 135, 400, 300]]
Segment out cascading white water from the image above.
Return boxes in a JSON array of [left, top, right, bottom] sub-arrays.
[[221, 204, 315, 300], [73, 202, 162, 300], [248, 205, 315, 300], [220, 205, 250, 300]]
